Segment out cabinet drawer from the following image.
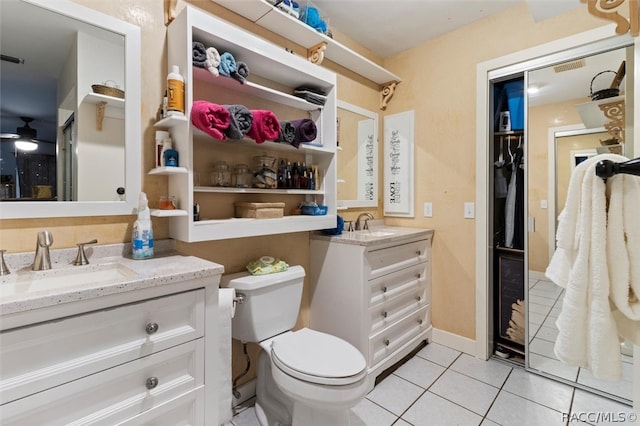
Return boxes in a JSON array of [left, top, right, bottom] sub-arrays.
[[369, 284, 428, 335], [366, 238, 430, 280], [369, 262, 429, 308], [1, 289, 204, 404], [369, 305, 430, 367], [1, 340, 204, 426], [119, 387, 204, 426]]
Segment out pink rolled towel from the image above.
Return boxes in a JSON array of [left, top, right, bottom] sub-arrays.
[[246, 109, 280, 144], [191, 100, 231, 141]]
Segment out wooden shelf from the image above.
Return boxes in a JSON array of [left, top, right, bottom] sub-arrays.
[[151, 209, 189, 217], [210, 0, 401, 85], [154, 115, 188, 129], [194, 186, 324, 195], [148, 166, 189, 175]]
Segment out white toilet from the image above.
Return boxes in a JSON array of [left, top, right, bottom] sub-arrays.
[[221, 265, 369, 426]]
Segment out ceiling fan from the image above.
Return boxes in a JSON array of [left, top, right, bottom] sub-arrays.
[[1, 117, 41, 151]]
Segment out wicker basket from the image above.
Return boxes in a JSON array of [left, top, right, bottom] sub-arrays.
[[92, 80, 125, 99]]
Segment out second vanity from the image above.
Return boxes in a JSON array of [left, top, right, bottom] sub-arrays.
[[309, 225, 434, 388], [0, 242, 223, 425]]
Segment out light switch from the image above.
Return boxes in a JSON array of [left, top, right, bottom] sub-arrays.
[[540, 199, 548, 209], [423, 202, 433, 217], [464, 202, 475, 219]]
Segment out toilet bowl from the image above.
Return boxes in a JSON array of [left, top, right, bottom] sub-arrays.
[[221, 266, 369, 426]]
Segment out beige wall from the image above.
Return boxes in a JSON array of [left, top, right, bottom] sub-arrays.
[[0, 1, 609, 369]]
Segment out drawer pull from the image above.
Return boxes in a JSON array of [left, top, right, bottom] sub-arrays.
[[145, 376, 159, 390], [382, 311, 388, 318], [416, 250, 422, 256], [418, 319, 424, 325], [381, 286, 388, 293], [145, 322, 159, 335], [416, 296, 422, 302], [383, 338, 390, 346], [415, 273, 421, 279]]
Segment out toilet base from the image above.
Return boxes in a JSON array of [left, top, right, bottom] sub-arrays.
[[292, 401, 351, 426]]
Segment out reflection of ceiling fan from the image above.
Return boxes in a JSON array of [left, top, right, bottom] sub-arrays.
[[1, 117, 39, 140], [0, 117, 41, 151]]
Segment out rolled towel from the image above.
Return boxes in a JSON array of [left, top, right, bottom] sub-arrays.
[[205, 47, 221, 76], [276, 121, 296, 146], [192, 42, 207, 68], [246, 110, 280, 144], [231, 61, 250, 84], [291, 118, 317, 144], [218, 52, 237, 78], [191, 100, 231, 141], [223, 104, 253, 140]]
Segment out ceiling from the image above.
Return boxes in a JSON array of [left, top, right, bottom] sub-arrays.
[[310, 0, 582, 58]]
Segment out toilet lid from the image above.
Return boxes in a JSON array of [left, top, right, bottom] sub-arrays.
[[271, 328, 367, 386]]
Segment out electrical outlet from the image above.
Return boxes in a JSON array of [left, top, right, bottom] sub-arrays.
[[464, 202, 475, 219], [423, 202, 433, 217], [540, 199, 548, 209]]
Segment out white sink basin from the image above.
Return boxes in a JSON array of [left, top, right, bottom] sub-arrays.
[[0, 262, 137, 297], [365, 230, 396, 237]]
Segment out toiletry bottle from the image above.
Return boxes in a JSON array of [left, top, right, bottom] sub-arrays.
[[167, 65, 185, 116], [132, 192, 154, 260], [162, 139, 179, 167], [155, 130, 169, 168]]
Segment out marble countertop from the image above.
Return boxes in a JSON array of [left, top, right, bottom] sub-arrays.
[[0, 240, 224, 316], [311, 223, 433, 246]]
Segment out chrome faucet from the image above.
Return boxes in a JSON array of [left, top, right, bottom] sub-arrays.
[[355, 212, 374, 231], [32, 230, 53, 271]]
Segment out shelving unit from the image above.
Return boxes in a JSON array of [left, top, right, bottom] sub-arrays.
[[160, 6, 337, 242], [210, 0, 401, 108]]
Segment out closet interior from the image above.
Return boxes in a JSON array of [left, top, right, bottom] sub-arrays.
[[491, 76, 526, 364]]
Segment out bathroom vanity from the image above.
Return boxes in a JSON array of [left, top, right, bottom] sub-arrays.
[[0, 244, 223, 425], [309, 226, 433, 386]]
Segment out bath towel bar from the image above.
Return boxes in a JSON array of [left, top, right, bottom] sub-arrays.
[[595, 157, 640, 180]]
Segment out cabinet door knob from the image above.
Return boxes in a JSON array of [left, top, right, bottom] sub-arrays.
[[417, 319, 424, 325], [381, 286, 387, 293], [145, 376, 159, 390], [383, 338, 390, 346], [382, 311, 388, 318], [145, 322, 159, 335]]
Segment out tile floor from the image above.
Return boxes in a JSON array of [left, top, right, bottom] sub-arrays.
[[528, 278, 634, 401], [230, 342, 635, 426]]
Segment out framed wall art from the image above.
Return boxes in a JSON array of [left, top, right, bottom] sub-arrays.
[[383, 110, 414, 217]]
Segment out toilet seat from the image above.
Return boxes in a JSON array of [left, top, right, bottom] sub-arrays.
[[270, 328, 367, 386]]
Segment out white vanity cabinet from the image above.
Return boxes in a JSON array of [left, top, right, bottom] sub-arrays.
[[154, 5, 338, 242], [309, 229, 433, 385], [0, 268, 221, 426]]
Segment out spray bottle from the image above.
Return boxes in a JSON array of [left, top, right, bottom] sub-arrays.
[[132, 192, 154, 259]]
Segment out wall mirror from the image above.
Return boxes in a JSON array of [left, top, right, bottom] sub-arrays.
[[0, 0, 141, 219], [526, 46, 633, 404], [336, 100, 378, 209]]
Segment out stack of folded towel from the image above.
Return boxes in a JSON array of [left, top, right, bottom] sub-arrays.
[[545, 153, 640, 381]]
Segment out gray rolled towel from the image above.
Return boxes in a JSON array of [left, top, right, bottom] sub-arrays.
[[223, 104, 253, 140], [276, 121, 296, 146], [231, 61, 250, 84], [192, 41, 207, 68]]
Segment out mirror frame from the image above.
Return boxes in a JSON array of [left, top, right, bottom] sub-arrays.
[[336, 100, 379, 209], [1, 0, 141, 219]]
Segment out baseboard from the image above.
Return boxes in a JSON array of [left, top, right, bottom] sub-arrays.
[[232, 379, 256, 407], [432, 328, 475, 355], [529, 270, 547, 281]]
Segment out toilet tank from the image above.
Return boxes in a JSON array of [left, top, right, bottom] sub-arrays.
[[221, 265, 305, 343]]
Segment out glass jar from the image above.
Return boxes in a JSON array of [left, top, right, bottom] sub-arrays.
[[252, 155, 277, 189], [232, 163, 252, 188], [211, 160, 231, 187]]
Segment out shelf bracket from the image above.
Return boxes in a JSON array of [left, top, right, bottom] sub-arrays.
[[599, 99, 625, 142], [581, 0, 639, 37], [380, 81, 398, 111], [164, 0, 177, 26], [96, 101, 107, 131], [307, 42, 327, 65]]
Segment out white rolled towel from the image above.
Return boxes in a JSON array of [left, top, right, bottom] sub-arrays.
[[205, 46, 221, 76]]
